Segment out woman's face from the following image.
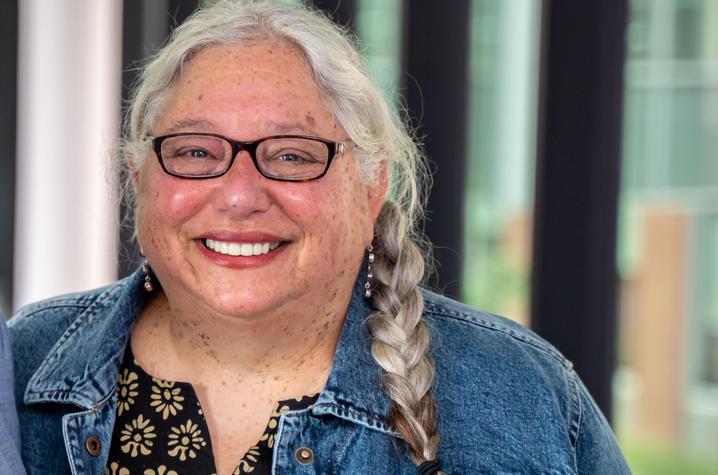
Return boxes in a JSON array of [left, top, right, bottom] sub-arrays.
[[136, 41, 386, 318]]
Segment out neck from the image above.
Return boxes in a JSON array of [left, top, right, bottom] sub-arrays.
[[132, 282, 353, 396]]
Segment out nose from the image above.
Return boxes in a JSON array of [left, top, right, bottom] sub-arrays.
[[212, 150, 272, 216]]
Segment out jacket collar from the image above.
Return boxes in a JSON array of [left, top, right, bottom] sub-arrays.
[[24, 267, 398, 435], [312, 275, 398, 436], [24, 270, 146, 409]]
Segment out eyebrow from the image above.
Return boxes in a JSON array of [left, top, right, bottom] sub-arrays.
[[161, 118, 319, 137], [164, 119, 218, 134]]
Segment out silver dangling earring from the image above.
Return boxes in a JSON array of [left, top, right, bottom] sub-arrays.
[[364, 245, 375, 298], [142, 258, 154, 293]]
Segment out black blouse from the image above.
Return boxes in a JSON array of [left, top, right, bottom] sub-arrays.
[[106, 344, 317, 474]]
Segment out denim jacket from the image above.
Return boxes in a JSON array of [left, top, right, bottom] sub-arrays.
[[9, 268, 630, 474]]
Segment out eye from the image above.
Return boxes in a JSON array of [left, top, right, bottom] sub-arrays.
[[270, 148, 323, 164], [173, 147, 219, 160], [188, 149, 208, 159], [276, 153, 312, 163]]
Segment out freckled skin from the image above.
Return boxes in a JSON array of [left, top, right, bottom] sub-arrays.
[[135, 43, 386, 321], [130, 41, 386, 475]]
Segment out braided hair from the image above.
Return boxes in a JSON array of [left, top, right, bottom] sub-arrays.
[[369, 202, 441, 467]]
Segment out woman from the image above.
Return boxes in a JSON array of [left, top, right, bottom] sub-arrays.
[[10, 1, 629, 474]]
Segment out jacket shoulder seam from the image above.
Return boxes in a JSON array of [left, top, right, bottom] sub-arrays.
[[423, 301, 572, 369], [11, 292, 109, 322], [567, 368, 582, 471], [15, 301, 93, 318]]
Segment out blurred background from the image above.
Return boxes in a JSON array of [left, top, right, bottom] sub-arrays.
[[0, 0, 716, 473]]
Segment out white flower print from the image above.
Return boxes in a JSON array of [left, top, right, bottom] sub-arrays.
[[116, 369, 139, 416], [120, 414, 157, 457], [143, 465, 178, 475], [259, 404, 290, 449], [154, 378, 175, 389], [150, 380, 185, 420], [234, 446, 260, 473], [167, 419, 207, 461], [105, 461, 130, 475]]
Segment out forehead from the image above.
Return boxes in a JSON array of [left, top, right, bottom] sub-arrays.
[[155, 41, 338, 136]]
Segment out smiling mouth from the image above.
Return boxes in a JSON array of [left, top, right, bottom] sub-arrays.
[[202, 238, 284, 257]]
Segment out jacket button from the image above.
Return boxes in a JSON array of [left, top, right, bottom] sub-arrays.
[[295, 446, 314, 464], [85, 434, 101, 456]]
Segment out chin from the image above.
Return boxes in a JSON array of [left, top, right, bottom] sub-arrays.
[[206, 288, 299, 320]]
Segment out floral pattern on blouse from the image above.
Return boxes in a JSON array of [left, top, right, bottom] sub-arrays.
[[106, 344, 317, 474]]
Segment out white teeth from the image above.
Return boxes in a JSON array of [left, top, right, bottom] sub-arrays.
[[204, 238, 281, 257]]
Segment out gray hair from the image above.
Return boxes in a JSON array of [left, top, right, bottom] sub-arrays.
[[120, 0, 440, 469]]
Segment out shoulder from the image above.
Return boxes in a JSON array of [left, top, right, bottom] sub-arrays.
[[9, 283, 118, 347], [420, 290, 581, 465], [418, 290, 630, 472], [420, 289, 571, 372], [419, 289, 575, 413], [8, 280, 130, 390]]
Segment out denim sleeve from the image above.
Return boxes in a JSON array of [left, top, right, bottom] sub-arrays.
[[570, 369, 632, 474], [0, 317, 27, 474]]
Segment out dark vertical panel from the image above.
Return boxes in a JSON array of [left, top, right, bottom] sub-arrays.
[[119, 0, 146, 278], [310, 0, 356, 30], [402, 1, 470, 298], [0, 0, 18, 316], [531, 0, 628, 421], [119, 0, 200, 278], [168, 0, 202, 29]]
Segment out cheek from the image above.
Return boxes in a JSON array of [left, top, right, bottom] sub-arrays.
[[315, 181, 371, 255], [163, 188, 207, 219], [136, 173, 208, 242], [282, 177, 369, 229]]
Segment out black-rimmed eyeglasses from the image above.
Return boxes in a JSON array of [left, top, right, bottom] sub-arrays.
[[146, 132, 347, 181]]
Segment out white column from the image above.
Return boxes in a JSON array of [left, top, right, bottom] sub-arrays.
[[14, 0, 123, 310]]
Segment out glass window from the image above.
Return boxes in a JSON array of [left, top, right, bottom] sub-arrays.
[[356, 0, 402, 99], [461, 0, 542, 327], [615, 0, 718, 472], [355, 0, 543, 329]]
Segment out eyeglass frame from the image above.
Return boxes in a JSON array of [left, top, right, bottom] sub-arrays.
[[145, 132, 347, 182]]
